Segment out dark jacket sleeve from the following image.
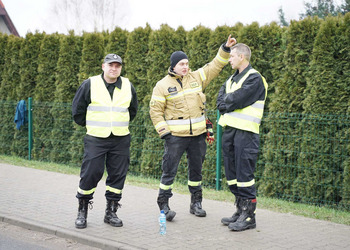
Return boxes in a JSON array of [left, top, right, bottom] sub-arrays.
[[224, 73, 265, 112], [129, 83, 138, 122], [72, 79, 91, 126], [216, 76, 231, 115]]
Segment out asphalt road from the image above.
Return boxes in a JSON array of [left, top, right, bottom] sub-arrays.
[[0, 221, 100, 250]]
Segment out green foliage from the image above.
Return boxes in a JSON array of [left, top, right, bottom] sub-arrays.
[[341, 137, 350, 208], [205, 24, 242, 109], [17, 32, 44, 99], [269, 17, 322, 113], [254, 22, 284, 111], [32, 101, 54, 161], [0, 35, 23, 100], [185, 25, 211, 108], [303, 15, 349, 115], [0, 36, 23, 156], [13, 32, 44, 158], [0, 100, 17, 155], [34, 33, 61, 102], [296, 15, 350, 206], [300, 0, 339, 19], [259, 17, 322, 200], [105, 27, 129, 60], [69, 124, 86, 166], [237, 22, 262, 67], [32, 33, 61, 161], [268, 28, 288, 111], [278, 7, 289, 26], [186, 25, 212, 70], [146, 24, 182, 83], [175, 26, 187, 51], [338, 0, 350, 14], [54, 31, 83, 103], [0, 34, 8, 85], [77, 32, 105, 82], [50, 31, 82, 163], [124, 24, 152, 102], [124, 25, 152, 172], [340, 12, 350, 208]]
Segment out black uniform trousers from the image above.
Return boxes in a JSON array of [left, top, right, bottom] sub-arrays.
[[222, 127, 259, 199], [76, 134, 130, 201], [159, 134, 207, 198]]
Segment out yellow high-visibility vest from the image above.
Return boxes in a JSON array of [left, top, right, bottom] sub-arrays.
[[218, 69, 268, 134], [86, 75, 131, 138]]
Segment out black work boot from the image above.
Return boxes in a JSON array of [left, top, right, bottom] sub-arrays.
[[190, 190, 206, 217], [228, 199, 256, 231], [157, 196, 176, 221], [75, 199, 92, 229], [104, 200, 123, 227], [221, 196, 242, 225]]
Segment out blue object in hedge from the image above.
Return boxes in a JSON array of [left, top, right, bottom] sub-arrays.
[[14, 100, 28, 130]]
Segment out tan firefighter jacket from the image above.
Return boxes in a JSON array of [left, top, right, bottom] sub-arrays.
[[150, 45, 230, 138]]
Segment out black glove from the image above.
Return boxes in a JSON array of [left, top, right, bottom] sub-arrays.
[[217, 103, 227, 115]]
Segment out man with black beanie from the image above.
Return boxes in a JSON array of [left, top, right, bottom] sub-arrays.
[[170, 51, 188, 69], [149, 35, 236, 221]]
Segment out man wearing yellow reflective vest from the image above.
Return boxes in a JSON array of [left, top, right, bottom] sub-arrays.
[[72, 54, 138, 229], [217, 43, 268, 231], [150, 35, 237, 221]]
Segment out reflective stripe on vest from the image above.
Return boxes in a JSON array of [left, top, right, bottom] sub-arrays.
[[166, 115, 206, 132], [218, 69, 268, 134], [86, 75, 131, 137]]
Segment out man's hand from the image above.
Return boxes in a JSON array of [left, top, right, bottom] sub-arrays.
[[225, 34, 237, 48]]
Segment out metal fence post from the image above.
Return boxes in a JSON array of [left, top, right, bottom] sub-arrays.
[[215, 110, 222, 190], [28, 97, 33, 160]]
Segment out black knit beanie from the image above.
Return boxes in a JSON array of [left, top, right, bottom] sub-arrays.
[[170, 51, 188, 69]]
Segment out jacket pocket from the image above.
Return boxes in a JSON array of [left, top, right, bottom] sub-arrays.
[[197, 92, 206, 110], [174, 98, 185, 109]]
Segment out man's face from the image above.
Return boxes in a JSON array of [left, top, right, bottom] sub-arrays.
[[173, 59, 189, 77], [102, 62, 122, 82], [229, 49, 243, 70]]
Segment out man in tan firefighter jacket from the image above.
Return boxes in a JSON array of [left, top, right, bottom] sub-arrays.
[[217, 43, 268, 231], [72, 54, 138, 229], [149, 35, 237, 221]]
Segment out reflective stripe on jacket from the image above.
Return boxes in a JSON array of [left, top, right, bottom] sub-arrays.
[[218, 69, 268, 134], [150, 45, 230, 138], [86, 75, 131, 137]]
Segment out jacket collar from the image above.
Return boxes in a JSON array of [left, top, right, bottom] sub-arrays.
[[232, 64, 252, 83], [101, 73, 122, 89], [167, 67, 192, 79]]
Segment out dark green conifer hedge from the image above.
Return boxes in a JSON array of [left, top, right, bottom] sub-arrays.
[[0, 13, 349, 209]]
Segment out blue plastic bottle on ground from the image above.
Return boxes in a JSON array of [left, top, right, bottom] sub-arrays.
[[159, 210, 166, 235]]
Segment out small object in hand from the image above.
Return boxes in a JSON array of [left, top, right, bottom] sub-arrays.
[[206, 118, 214, 145]]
